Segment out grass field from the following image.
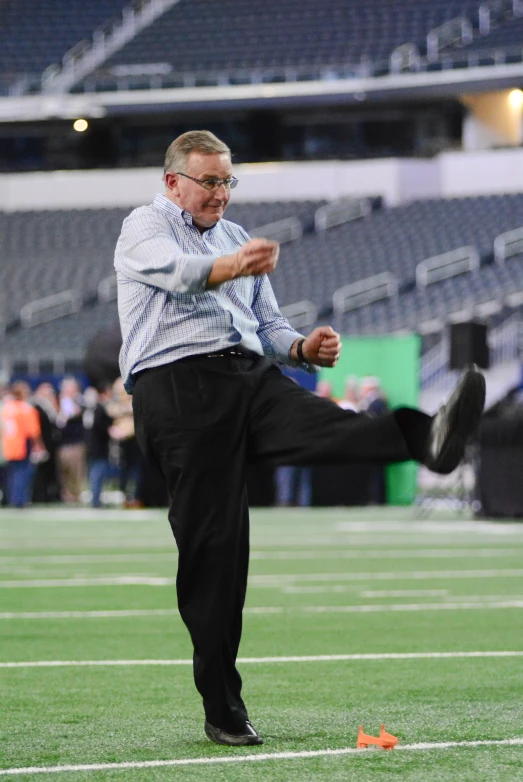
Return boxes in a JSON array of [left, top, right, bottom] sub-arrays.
[[2, 505, 523, 780]]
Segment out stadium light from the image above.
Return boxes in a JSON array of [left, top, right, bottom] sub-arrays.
[[73, 118, 89, 132], [508, 89, 523, 110]]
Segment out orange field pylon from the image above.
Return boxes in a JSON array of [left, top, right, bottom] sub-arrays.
[[356, 724, 398, 750]]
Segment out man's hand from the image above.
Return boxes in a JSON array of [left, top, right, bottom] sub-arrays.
[[207, 239, 279, 287], [234, 238, 279, 278], [291, 326, 341, 367]]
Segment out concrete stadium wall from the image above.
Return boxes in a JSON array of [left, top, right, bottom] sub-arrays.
[[1, 148, 523, 211]]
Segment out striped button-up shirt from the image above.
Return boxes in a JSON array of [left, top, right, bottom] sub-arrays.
[[115, 193, 304, 392]]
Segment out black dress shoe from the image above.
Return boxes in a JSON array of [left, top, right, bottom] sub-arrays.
[[204, 720, 264, 746], [423, 365, 486, 475]]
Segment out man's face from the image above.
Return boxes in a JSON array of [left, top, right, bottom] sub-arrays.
[[165, 151, 232, 230]]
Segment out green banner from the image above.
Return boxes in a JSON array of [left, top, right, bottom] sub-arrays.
[[320, 333, 421, 505]]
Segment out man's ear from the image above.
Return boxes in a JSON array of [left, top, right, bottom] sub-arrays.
[[164, 172, 178, 194]]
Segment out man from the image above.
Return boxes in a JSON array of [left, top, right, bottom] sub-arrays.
[[56, 377, 86, 504], [115, 130, 485, 747], [1, 382, 46, 507], [83, 385, 114, 508], [32, 383, 61, 503], [359, 377, 389, 504]]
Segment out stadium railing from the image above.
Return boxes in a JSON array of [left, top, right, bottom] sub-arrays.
[[20, 290, 83, 328], [494, 225, 523, 264], [415, 247, 481, 287], [280, 300, 318, 331], [332, 273, 399, 316]]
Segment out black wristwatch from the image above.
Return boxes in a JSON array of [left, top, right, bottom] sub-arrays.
[[296, 338, 306, 363]]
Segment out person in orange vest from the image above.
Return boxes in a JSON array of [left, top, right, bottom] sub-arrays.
[[0, 381, 47, 507]]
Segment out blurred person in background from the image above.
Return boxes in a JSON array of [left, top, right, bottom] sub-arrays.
[[274, 380, 312, 508], [32, 382, 61, 503], [315, 379, 333, 399], [337, 376, 360, 412], [108, 378, 145, 508], [360, 376, 388, 418], [0, 381, 47, 508], [360, 376, 389, 505], [275, 463, 312, 506], [56, 377, 86, 504], [0, 384, 10, 506], [83, 384, 115, 508]]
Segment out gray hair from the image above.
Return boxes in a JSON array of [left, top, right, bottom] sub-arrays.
[[163, 130, 231, 177]]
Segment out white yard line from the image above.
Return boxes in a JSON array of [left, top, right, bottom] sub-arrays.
[[0, 576, 177, 588], [3, 569, 523, 589], [302, 601, 523, 612], [2, 599, 523, 619], [2, 650, 523, 669], [252, 548, 522, 560], [0, 509, 164, 522], [252, 569, 523, 585], [0, 609, 180, 619], [361, 589, 449, 597], [0, 549, 519, 568], [0, 554, 178, 565], [336, 520, 523, 534], [1, 737, 523, 775]]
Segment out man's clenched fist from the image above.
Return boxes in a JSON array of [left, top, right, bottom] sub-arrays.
[[292, 326, 341, 368], [207, 238, 279, 287], [234, 238, 279, 278]]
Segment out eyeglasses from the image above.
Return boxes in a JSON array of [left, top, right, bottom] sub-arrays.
[[175, 172, 239, 191]]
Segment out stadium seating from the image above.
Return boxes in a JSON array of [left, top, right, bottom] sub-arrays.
[[0, 208, 131, 326], [0, 0, 128, 85], [0, 0, 501, 95], [338, 254, 523, 336], [3, 0, 519, 94], [80, 0, 485, 88], [2, 299, 121, 363], [270, 194, 523, 315]]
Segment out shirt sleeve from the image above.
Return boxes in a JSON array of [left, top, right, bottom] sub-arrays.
[[251, 275, 317, 372], [114, 207, 218, 294]]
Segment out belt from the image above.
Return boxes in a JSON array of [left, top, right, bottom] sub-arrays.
[[133, 348, 261, 383], [203, 346, 260, 359]]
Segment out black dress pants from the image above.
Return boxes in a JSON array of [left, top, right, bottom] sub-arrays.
[[132, 353, 427, 731]]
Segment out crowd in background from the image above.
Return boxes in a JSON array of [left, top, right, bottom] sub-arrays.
[[275, 375, 389, 507], [0, 377, 146, 509], [0, 372, 389, 510]]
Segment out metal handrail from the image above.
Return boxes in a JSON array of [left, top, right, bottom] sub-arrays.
[[98, 275, 118, 302], [494, 226, 523, 264], [20, 290, 82, 327], [427, 16, 474, 62], [416, 247, 480, 287], [333, 273, 398, 314], [315, 198, 371, 232], [280, 300, 318, 330], [390, 43, 421, 73], [251, 217, 302, 244]]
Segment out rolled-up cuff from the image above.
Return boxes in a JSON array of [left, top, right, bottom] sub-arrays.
[[272, 331, 319, 373], [178, 254, 219, 293]]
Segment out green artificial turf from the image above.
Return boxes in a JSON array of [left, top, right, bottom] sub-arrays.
[[1, 506, 523, 780]]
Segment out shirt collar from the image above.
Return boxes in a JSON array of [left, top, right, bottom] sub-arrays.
[[153, 193, 217, 233]]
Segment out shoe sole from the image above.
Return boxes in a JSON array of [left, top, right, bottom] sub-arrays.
[[434, 369, 486, 474]]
